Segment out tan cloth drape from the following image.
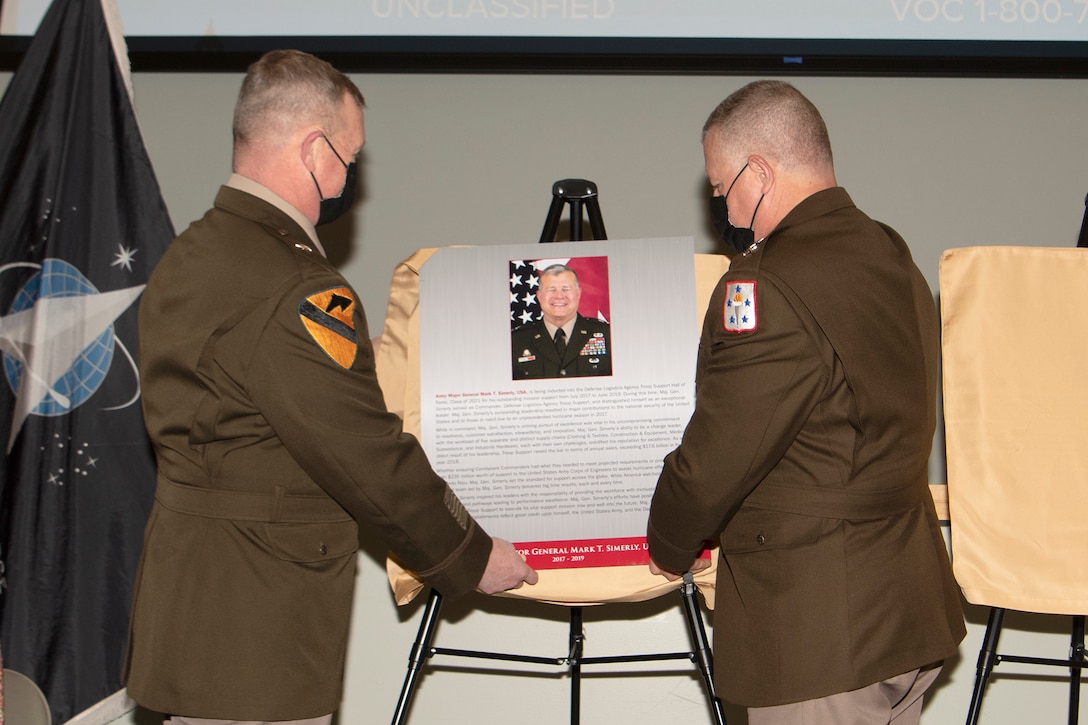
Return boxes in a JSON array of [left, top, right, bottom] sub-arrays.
[[375, 248, 729, 607], [940, 245, 1088, 615]]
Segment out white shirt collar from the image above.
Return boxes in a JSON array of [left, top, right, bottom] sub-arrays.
[[543, 318, 576, 341]]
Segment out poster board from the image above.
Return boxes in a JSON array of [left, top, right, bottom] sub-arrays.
[[419, 238, 699, 570], [377, 242, 728, 605]]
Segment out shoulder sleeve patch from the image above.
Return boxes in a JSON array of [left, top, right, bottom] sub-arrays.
[[723, 281, 758, 333], [298, 286, 359, 368]]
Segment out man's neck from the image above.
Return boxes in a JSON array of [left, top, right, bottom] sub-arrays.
[[226, 174, 325, 257]]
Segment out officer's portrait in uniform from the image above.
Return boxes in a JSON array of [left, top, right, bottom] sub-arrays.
[[509, 257, 612, 380]]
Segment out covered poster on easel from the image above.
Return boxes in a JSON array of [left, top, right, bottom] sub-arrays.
[[418, 237, 700, 571]]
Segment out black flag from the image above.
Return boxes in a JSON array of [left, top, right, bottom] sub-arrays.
[[0, 0, 174, 721]]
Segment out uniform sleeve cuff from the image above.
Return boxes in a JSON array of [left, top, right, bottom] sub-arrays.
[[415, 521, 493, 598], [646, 520, 702, 574]]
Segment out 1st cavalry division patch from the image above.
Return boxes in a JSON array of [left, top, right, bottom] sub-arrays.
[[298, 287, 358, 368]]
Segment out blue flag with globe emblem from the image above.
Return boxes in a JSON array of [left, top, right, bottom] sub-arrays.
[[0, 0, 174, 721]]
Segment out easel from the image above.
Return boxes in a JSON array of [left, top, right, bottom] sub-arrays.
[[390, 180, 727, 725], [539, 178, 607, 243], [1077, 192, 1088, 248]]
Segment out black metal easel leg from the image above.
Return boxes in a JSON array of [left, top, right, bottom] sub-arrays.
[[1077, 192, 1088, 248], [1068, 615, 1085, 725], [391, 588, 444, 725], [569, 606, 585, 725], [680, 572, 727, 725], [538, 179, 608, 244], [966, 607, 1006, 725]]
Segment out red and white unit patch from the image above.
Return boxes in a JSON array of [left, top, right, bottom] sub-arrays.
[[723, 281, 757, 333]]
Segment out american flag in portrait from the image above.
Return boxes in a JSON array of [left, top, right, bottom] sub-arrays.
[[509, 256, 611, 331]]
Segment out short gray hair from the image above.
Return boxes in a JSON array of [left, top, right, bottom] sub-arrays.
[[233, 49, 365, 150], [702, 80, 833, 172], [538, 263, 580, 286]]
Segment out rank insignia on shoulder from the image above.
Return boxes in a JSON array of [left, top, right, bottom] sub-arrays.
[[723, 281, 757, 333], [298, 287, 358, 368]]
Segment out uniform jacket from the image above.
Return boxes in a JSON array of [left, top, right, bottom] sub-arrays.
[[511, 314, 611, 379], [647, 187, 965, 707], [124, 186, 492, 720]]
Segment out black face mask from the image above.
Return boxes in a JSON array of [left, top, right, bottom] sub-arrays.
[[709, 163, 763, 256], [310, 136, 357, 226], [709, 195, 754, 256]]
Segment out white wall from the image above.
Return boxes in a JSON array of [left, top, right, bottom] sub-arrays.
[[124, 72, 1088, 321], [4, 68, 1087, 723]]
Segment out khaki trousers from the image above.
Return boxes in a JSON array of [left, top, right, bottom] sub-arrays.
[[748, 664, 942, 725], [167, 716, 333, 725]]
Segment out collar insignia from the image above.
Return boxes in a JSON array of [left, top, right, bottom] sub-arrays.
[[741, 238, 765, 257]]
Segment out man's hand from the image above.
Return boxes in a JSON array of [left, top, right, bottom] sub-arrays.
[[477, 537, 539, 594], [649, 556, 711, 581]]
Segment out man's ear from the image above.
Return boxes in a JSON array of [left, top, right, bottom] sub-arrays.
[[300, 129, 325, 172], [747, 154, 774, 194]]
